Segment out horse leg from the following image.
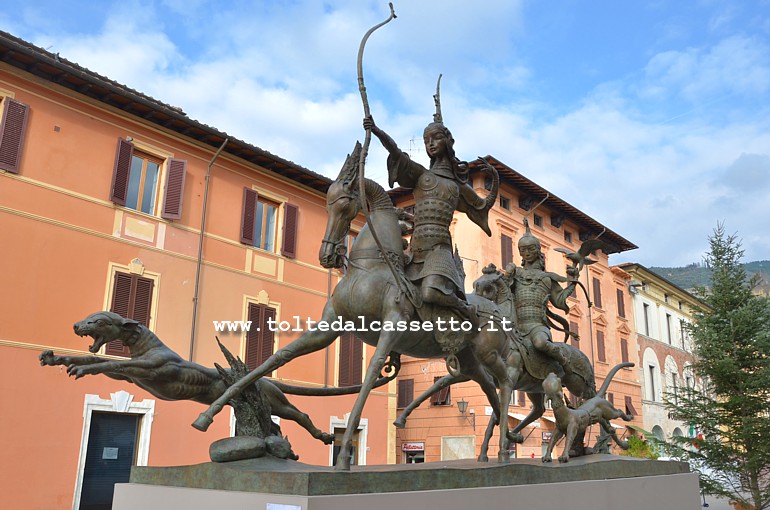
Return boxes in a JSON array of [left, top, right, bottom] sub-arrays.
[[479, 414, 497, 462], [394, 373, 470, 428], [193, 301, 340, 431], [496, 373, 514, 463], [509, 392, 546, 443], [335, 325, 401, 471]]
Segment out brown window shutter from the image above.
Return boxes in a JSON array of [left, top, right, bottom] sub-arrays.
[[0, 98, 30, 174], [569, 321, 580, 351], [430, 376, 450, 405], [339, 333, 363, 386], [596, 330, 606, 362], [518, 390, 527, 407], [592, 277, 602, 308], [161, 158, 187, 220], [107, 272, 153, 357], [245, 303, 276, 370], [260, 306, 276, 367], [338, 334, 351, 386], [132, 276, 154, 326], [501, 234, 513, 268], [397, 379, 414, 409], [620, 338, 629, 363], [625, 396, 637, 416], [110, 138, 134, 205], [281, 203, 299, 258], [240, 188, 258, 245], [616, 288, 626, 318], [245, 303, 261, 370], [608, 393, 614, 406]]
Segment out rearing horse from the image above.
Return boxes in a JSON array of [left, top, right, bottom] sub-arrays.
[[193, 144, 517, 469]]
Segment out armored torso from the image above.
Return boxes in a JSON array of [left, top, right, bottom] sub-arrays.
[[411, 170, 460, 254], [512, 267, 551, 331]]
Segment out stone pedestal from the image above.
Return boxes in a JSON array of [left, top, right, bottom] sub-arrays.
[[114, 455, 701, 510]]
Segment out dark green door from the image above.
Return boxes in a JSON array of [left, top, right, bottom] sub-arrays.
[[79, 412, 139, 510]]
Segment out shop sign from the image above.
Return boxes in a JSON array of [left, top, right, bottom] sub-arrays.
[[542, 431, 553, 442], [402, 442, 424, 451]]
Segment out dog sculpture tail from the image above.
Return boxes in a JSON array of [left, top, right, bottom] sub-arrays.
[[596, 361, 635, 398]]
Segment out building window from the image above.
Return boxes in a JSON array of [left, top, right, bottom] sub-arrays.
[[430, 376, 451, 406], [620, 338, 629, 363], [109, 138, 187, 219], [616, 288, 626, 318], [397, 379, 414, 409], [664, 294, 670, 304], [569, 321, 580, 350], [648, 365, 657, 401], [501, 234, 513, 268], [643, 303, 650, 336], [245, 303, 276, 370], [517, 390, 527, 407], [564, 231, 573, 244], [240, 188, 299, 258], [108, 271, 154, 357], [596, 330, 606, 362], [670, 372, 678, 405], [332, 427, 359, 467], [666, 314, 673, 344], [608, 393, 614, 406], [0, 96, 30, 174], [126, 150, 162, 215], [592, 277, 603, 308], [500, 195, 511, 211], [338, 332, 363, 386], [533, 214, 543, 227]]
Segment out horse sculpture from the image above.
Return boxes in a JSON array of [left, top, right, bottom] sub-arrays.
[[192, 144, 517, 469], [395, 264, 605, 460]]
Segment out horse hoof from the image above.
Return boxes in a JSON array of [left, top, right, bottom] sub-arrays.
[[192, 414, 213, 431], [393, 418, 406, 428], [478, 454, 489, 462], [498, 451, 511, 463], [508, 432, 524, 443]]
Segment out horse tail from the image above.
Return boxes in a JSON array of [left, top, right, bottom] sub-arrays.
[[272, 353, 400, 396], [272, 370, 395, 396], [597, 362, 635, 398]]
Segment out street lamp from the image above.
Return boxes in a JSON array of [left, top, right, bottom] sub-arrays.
[[457, 397, 475, 429]]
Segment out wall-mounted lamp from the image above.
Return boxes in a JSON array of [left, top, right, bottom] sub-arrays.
[[126, 136, 134, 142], [457, 397, 475, 429]]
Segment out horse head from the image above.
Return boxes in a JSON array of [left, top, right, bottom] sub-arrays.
[[320, 143, 362, 269], [473, 264, 510, 305]]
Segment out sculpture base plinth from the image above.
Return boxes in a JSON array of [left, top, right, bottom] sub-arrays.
[[114, 455, 701, 510]]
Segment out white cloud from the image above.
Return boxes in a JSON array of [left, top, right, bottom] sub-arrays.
[[5, 0, 769, 267]]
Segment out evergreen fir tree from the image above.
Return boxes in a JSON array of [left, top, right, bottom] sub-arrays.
[[664, 224, 770, 509]]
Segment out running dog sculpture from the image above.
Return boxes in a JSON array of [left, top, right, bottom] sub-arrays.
[[542, 364, 634, 463]]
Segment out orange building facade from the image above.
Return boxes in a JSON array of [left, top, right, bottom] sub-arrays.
[[0, 32, 391, 510], [390, 158, 645, 463]]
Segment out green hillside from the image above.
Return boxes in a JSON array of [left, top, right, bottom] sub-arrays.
[[649, 260, 770, 295]]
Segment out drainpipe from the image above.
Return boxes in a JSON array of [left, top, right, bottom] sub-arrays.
[[324, 269, 332, 387], [189, 138, 229, 361]]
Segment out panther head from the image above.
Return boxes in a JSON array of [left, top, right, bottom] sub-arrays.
[[73, 311, 139, 353]]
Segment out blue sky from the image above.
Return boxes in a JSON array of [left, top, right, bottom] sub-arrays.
[[3, 0, 769, 267]]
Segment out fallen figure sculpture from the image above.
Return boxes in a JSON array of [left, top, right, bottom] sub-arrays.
[[39, 311, 397, 447]]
